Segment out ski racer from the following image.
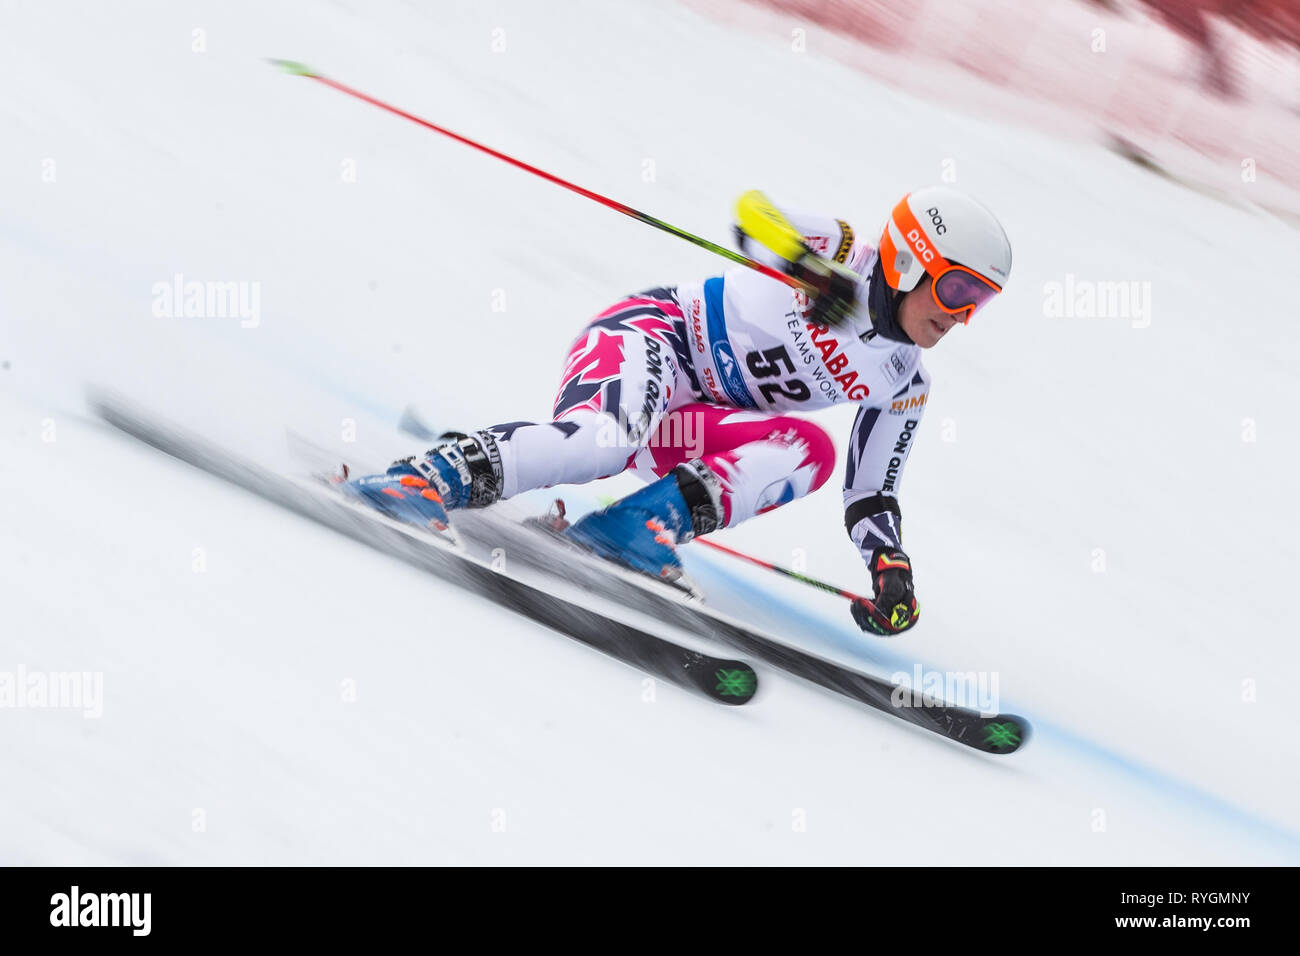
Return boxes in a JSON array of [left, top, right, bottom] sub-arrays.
[[344, 187, 1012, 635]]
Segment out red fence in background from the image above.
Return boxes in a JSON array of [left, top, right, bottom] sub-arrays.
[[1134, 0, 1300, 96], [688, 0, 1300, 218]]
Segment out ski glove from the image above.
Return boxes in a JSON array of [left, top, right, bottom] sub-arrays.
[[851, 547, 919, 635], [731, 192, 859, 329], [788, 253, 859, 328]]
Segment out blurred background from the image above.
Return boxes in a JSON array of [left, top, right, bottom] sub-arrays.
[[713, 0, 1300, 217], [1, 0, 1297, 865]]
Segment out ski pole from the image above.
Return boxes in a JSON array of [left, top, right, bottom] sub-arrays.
[[694, 537, 910, 635], [692, 537, 875, 605], [268, 59, 804, 291]]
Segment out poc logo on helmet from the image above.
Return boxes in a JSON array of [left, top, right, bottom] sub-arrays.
[[926, 207, 946, 234], [905, 228, 935, 264]]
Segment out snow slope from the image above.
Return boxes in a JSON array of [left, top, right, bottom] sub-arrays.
[[1, 0, 1297, 864]]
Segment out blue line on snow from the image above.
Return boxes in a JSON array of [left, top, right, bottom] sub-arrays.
[[683, 544, 1300, 861]]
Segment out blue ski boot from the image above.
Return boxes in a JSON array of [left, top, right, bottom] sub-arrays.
[[341, 432, 502, 533], [563, 461, 723, 582]]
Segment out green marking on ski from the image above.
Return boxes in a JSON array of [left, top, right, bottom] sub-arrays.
[[715, 668, 755, 698], [983, 721, 1021, 749]]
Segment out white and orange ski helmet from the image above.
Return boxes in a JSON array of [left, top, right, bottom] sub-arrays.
[[877, 186, 1011, 323]]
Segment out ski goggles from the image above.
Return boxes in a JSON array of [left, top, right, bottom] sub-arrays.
[[929, 265, 1002, 324]]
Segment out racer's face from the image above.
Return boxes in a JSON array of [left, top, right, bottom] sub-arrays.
[[898, 277, 961, 348]]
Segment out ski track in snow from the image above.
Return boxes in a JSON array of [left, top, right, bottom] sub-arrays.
[[686, 551, 1300, 860]]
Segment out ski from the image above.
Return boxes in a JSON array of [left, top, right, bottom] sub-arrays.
[[285, 424, 1026, 753], [90, 394, 757, 706], [452, 506, 1031, 755]]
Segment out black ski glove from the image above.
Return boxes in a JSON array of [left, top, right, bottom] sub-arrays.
[[733, 220, 858, 327], [850, 547, 919, 635], [789, 254, 858, 328]]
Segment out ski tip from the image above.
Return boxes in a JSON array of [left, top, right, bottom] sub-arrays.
[[267, 58, 318, 78], [979, 714, 1031, 754]]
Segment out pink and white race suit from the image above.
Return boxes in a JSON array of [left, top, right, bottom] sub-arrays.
[[480, 209, 931, 567]]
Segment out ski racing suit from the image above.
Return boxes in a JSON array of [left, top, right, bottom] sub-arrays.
[[474, 208, 931, 572]]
